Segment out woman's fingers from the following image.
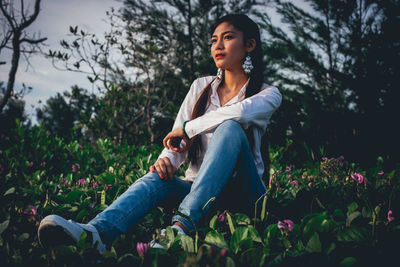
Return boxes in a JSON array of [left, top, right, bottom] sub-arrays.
[[163, 158, 175, 180]]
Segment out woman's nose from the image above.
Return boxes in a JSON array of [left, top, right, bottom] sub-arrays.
[[215, 39, 224, 49]]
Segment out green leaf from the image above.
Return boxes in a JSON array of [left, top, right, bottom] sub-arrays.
[[226, 256, 236, 267], [180, 235, 194, 253], [340, 257, 356, 266], [4, 187, 15, 196], [66, 190, 83, 202], [205, 230, 228, 248], [235, 213, 251, 226], [75, 209, 89, 221], [264, 224, 278, 245], [18, 233, 30, 242], [230, 227, 249, 254], [306, 232, 322, 253], [209, 215, 217, 230], [226, 213, 235, 234], [248, 226, 262, 243], [302, 213, 328, 241], [346, 211, 361, 227], [347, 202, 358, 216], [0, 220, 9, 235], [337, 226, 368, 243], [333, 209, 345, 221], [325, 242, 336, 255]]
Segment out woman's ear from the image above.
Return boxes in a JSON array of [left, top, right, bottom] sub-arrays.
[[246, 38, 256, 53]]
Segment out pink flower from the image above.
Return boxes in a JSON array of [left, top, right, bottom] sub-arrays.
[[278, 219, 294, 232], [308, 182, 312, 188], [388, 210, 395, 222], [322, 157, 328, 162], [78, 179, 86, 186], [79, 145, 83, 149], [23, 205, 40, 221], [285, 166, 291, 172], [351, 173, 364, 184], [28, 161, 34, 167], [71, 163, 80, 173], [136, 242, 148, 258], [0, 165, 4, 172], [41, 161, 46, 167], [378, 171, 384, 176], [220, 247, 227, 257], [218, 213, 226, 222], [93, 181, 99, 188], [289, 180, 298, 186]]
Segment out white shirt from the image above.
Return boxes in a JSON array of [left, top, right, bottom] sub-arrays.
[[158, 75, 282, 182]]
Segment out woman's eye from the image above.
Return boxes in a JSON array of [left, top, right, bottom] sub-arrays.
[[224, 35, 233, 40]]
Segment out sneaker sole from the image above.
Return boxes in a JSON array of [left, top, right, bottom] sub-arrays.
[[38, 221, 77, 249]]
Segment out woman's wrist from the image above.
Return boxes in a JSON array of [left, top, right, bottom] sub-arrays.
[[182, 120, 190, 140]]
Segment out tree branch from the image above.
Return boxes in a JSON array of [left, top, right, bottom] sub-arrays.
[[20, 37, 47, 44]]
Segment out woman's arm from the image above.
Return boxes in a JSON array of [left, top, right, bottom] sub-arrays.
[[184, 85, 282, 138], [156, 77, 210, 170]]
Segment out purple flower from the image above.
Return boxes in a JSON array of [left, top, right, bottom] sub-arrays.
[[388, 210, 395, 222], [378, 171, 384, 176], [285, 166, 291, 172], [93, 181, 99, 188], [278, 219, 294, 232], [322, 157, 328, 162], [136, 242, 148, 258], [218, 213, 226, 222], [23, 205, 40, 221], [289, 180, 298, 186], [351, 173, 364, 184], [78, 179, 86, 186]]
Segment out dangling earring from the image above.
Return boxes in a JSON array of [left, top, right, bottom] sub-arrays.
[[242, 54, 254, 75], [217, 68, 224, 80]]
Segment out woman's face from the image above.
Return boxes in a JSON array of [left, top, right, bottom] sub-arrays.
[[211, 22, 249, 71]]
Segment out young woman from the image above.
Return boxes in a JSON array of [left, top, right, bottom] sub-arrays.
[[38, 14, 282, 254]]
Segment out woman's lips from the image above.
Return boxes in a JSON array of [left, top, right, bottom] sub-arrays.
[[215, 54, 225, 59]]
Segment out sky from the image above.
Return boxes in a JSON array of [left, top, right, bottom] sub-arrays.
[[0, 0, 308, 125], [0, 0, 123, 123]]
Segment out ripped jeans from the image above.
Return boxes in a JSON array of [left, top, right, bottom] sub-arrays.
[[89, 120, 267, 246]]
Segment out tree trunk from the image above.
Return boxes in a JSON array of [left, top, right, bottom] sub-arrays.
[[0, 31, 21, 113]]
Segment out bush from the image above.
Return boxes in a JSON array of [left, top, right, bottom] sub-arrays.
[[0, 122, 399, 266]]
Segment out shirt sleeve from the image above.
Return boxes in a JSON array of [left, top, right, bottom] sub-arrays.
[[157, 78, 204, 169], [184, 85, 282, 138]]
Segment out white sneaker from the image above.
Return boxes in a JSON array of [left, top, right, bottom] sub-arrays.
[[149, 225, 187, 249], [38, 214, 106, 254]]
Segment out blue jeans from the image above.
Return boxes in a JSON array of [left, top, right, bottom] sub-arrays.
[[89, 120, 267, 246]]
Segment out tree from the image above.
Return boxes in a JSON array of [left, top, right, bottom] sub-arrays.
[[260, 0, 399, 167], [47, 0, 266, 145], [36, 86, 97, 142], [0, 0, 47, 113]]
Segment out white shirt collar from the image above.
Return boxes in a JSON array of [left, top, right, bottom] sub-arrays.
[[210, 77, 250, 106]]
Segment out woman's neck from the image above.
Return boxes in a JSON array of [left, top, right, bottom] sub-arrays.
[[222, 68, 248, 93]]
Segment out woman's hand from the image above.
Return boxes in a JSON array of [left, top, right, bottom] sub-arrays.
[[149, 157, 177, 180], [163, 127, 192, 153]]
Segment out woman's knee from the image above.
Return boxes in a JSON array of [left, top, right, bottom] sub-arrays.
[[214, 120, 246, 140]]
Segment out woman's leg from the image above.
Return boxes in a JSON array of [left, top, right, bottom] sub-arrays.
[[89, 171, 192, 246], [172, 120, 267, 232]]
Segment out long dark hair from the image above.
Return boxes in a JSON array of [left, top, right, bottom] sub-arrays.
[[188, 14, 266, 165]]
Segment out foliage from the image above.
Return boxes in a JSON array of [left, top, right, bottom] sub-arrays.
[[259, 0, 400, 169], [1, 123, 399, 266]]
